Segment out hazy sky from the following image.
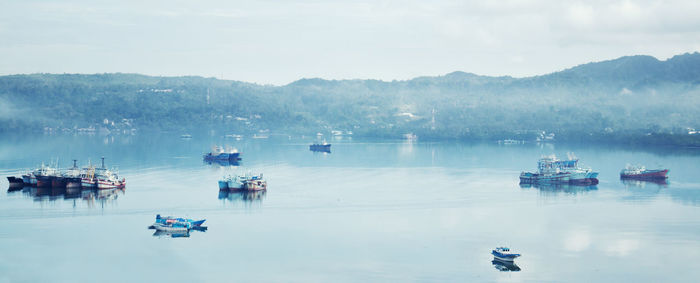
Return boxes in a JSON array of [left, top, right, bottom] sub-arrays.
[[1, 0, 699, 85]]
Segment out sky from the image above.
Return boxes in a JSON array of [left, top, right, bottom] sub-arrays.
[[1, 0, 699, 85]]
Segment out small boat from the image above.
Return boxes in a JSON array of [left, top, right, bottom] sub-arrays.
[[492, 247, 521, 262], [180, 134, 192, 139], [620, 165, 669, 180], [156, 214, 206, 227], [309, 142, 331, 153]]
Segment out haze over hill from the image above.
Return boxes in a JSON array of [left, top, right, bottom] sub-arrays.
[[1, 52, 699, 145]]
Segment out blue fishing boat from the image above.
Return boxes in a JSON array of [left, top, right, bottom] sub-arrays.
[[203, 146, 241, 162], [492, 247, 521, 262]]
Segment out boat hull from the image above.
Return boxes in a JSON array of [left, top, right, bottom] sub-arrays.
[[51, 177, 67, 188], [81, 178, 97, 188], [153, 223, 190, 233], [520, 172, 598, 185], [7, 176, 24, 187], [244, 180, 267, 191], [621, 169, 668, 180], [36, 176, 52, 188], [492, 250, 521, 262], [97, 180, 125, 190], [65, 177, 82, 188]]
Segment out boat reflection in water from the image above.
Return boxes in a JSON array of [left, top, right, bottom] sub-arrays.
[[492, 259, 521, 272], [204, 159, 240, 167], [152, 229, 190, 238], [14, 186, 125, 207], [621, 178, 669, 188], [520, 183, 598, 195], [218, 190, 266, 204]]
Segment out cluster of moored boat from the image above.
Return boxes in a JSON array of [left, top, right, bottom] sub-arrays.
[[519, 154, 669, 185], [218, 173, 267, 191], [6, 158, 126, 190]]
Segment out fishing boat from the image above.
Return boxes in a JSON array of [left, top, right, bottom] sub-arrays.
[[35, 164, 60, 188], [228, 175, 245, 190], [520, 154, 599, 185], [63, 160, 82, 188], [218, 175, 244, 190], [309, 142, 331, 152], [203, 146, 241, 162], [620, 165, 669, 180], [156, 214, 206, 227], [81, 165, 97, 188], [492, 247, 521, 262], [82, 158, 126, 189], [244, 174, 267, 191]]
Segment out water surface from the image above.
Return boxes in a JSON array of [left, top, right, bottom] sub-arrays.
[[1, 134, 699, 282]]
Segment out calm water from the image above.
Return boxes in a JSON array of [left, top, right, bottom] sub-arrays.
[[1, 134, 700, 282]]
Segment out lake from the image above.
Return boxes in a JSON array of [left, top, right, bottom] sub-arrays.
[[1, 133, 699, 282]]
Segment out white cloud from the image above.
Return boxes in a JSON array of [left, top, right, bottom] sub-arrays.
[[0, 0, 699, 84]]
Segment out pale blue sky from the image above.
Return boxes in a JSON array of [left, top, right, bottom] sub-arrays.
[[1, 0, 699, 85]]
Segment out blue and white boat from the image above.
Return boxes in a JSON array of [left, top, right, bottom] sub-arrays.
[[492, 247, 521, 262], [156, 214, 206, 227], [520, 154, 599, 185], [203, 146, 241, 162]]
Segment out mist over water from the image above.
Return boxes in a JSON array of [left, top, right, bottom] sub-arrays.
[[1, 134, 700, 282]]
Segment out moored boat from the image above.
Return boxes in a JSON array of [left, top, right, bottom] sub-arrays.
[[520, 154, 598, 185], [620, 165, 669, 180], [218, 172, 266, 191], [244, 175, 267, 191], [492, 247, 521, 262], [203, 146, 241, 162], [92, 157, 126, 190], [64, 160, 82, 188], [156, 214, 206, 227]]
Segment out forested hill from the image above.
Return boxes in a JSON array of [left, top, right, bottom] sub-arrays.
[[1, 52, 699, 145]]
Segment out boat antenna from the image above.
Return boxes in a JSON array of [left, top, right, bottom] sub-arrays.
[[101, 157, 105, 169], [73, 159, 78, 169]]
